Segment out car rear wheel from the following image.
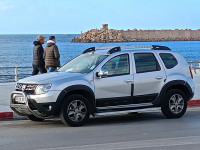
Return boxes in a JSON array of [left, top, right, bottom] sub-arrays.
[[161, 89, 187, 119], [27, 115, 44, 121], [60, 94, 91, 127]]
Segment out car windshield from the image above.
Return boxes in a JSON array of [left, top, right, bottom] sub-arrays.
[[58, 53, 108, 73]]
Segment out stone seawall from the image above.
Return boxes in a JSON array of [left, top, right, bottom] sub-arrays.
[[72, 27, 200, 43]]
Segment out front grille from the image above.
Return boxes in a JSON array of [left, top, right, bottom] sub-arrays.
[[16, 83, 38, 94]]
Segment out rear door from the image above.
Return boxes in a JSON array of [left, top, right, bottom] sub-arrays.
[[133, 52, 166, 102]]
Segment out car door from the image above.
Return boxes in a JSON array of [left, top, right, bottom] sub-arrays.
[[133, 52, 166, 103], [94, 53, 133, 107]]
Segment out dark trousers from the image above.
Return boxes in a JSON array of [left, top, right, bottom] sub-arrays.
[[32, 65, 47, 75]]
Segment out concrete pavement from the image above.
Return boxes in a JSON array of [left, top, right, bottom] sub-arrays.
[[192, 74, 200, 99], [0, 107, 200, 150], [0, 82, 15, 111]]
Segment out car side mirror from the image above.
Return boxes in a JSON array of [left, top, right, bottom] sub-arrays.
[[96, 69, 109, 77]]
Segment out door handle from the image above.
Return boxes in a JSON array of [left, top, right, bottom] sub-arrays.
[[124, 80, 133, 83], [155, 76, 163, 80]]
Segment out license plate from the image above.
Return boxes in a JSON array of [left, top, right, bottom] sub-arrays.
[[14, 96, 25, 104]]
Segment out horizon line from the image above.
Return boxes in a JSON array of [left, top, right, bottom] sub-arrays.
[[1, 28, 200, 35], [0, 33, 80, 35]]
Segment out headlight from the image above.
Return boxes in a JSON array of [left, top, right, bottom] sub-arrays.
[[35, 84, 52, 95]]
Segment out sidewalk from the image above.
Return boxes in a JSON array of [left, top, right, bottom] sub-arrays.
[[192, 74, 200, 99], [0, 82, 15, 111], [0, 75, 200, 119]]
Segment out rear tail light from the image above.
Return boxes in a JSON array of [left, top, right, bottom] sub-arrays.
[[189, 66, 193, 79]]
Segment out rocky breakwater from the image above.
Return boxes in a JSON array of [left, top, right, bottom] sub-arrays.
[[72, 28, 126, 42], [72, 25, 200, 43]]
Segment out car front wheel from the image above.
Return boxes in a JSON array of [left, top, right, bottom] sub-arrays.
[[161, 89, 187, 119], [60, 94, 91, 127]]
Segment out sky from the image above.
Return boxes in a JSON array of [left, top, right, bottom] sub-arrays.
[[0, 0, 200, 34]]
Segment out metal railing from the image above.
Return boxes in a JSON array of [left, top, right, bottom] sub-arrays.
[[0, 66, 32, 82], [188, 61, 200, 74], [0, 62, 200, 82]]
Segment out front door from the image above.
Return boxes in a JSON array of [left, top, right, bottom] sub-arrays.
[[94, 54, 133, 107]]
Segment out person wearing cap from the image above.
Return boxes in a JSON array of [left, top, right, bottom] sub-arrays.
[[44, 36, 60, 72], [32, 35, 47, 75]]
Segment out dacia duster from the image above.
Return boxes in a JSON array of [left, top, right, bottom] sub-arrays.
[[11, 45, 194, 126]]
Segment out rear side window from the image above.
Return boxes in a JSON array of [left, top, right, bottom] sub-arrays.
[[159, 53, 178, 69], [134, 53, 161, 73]]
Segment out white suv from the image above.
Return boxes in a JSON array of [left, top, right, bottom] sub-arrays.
[[10, 45, 194, 126]]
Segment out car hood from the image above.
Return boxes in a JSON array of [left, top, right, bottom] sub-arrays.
[[18, 72, 84, 84]]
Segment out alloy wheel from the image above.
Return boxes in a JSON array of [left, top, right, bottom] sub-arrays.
[[169, 94, 184, 114], [67, 100, 87, 122]]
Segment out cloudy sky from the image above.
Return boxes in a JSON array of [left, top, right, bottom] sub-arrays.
[[0, 0, 199, 34]]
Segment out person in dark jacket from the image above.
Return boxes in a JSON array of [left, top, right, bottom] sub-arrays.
[[32, 35, 47, 75], [44, 36, 60, 72]]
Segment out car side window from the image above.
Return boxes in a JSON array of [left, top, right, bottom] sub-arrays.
[[134, 53, 161, 73], [101, 54, 130, 76], [159, 53, 178, 69]]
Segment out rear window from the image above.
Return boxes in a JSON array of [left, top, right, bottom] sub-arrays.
[[159, 53, 178, 69], [134, 53, 161, 73]]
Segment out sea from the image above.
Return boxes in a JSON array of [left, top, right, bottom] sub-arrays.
[[0, 34, 200, 82]]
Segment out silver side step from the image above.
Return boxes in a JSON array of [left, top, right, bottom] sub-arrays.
[[96, 103, 153, 110], [94, 107, 161, 116]]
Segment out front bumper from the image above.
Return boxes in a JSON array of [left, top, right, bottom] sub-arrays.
[[10, 91, 57, 119]]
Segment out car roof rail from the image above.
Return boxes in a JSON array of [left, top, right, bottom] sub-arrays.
[[82, 47, 95, 54], [82, 45, 171, 54], [107, 46, 121, 54], [151, 45, 171, 50]]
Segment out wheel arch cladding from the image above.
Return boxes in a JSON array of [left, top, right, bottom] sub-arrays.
[[153, 80, 193, 106], [55, 85, 95, 115]]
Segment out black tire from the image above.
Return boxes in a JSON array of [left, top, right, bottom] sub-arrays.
[[161, 89, 187, 119], [60, 94, 91, 127], [27, 115, 44, 121]]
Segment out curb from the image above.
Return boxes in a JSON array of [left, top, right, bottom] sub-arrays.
[[0, 111, 26, 120], [0, 99, 200, 120], [0, 112, 13, 120], [188, 99, 200, 106]]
